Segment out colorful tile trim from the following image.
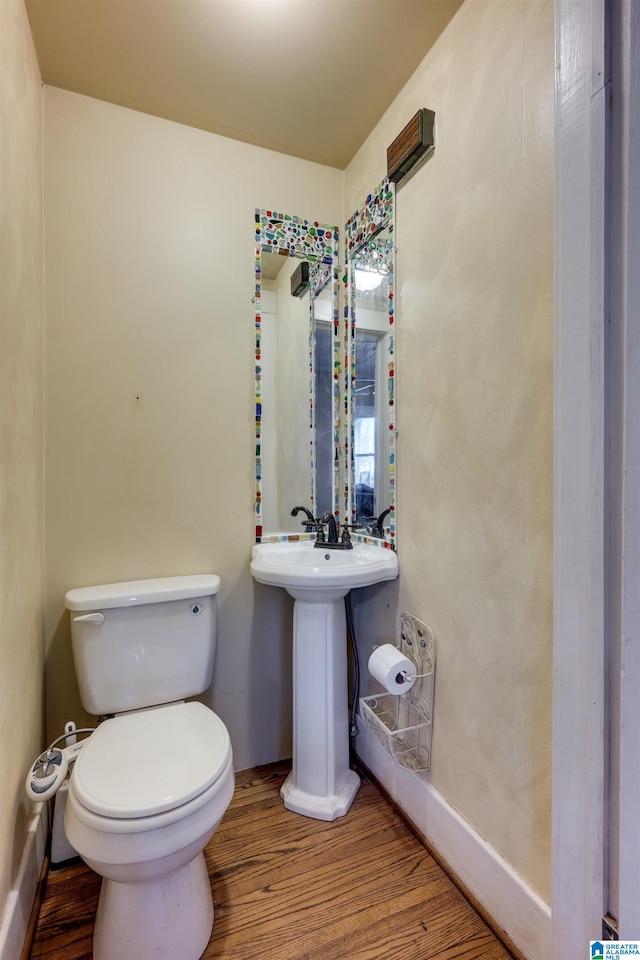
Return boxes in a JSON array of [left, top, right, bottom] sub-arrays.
[[345, 179, 394, 259], [257, 533, 317, 544], [258, 210, 336, 263]]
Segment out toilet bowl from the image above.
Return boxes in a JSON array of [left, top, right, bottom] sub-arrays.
[[64, 575, 234, 960], [65, 701, 234, 960]]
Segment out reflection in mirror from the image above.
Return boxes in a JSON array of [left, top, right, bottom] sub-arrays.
[[345, 180, 396, 549], [259, 254, 310, 533], [311, 275, 334, 518], [353, 236, 393, 529], [254, 210, 339, 542]]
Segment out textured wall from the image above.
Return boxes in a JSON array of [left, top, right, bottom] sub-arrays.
[[0, 0, 45, 922], [346, 0, 554, 901], [42, 87, 343, 771]]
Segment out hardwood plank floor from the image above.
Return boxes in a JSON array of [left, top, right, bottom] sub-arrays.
[[29, 762, 515, 960]]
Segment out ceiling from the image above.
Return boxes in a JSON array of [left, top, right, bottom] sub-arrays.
[[25, 0, 464, 169]]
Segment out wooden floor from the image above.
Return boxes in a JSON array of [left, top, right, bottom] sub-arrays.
[[29, 762, 515, 960]]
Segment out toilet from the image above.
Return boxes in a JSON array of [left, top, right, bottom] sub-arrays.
[[63, 575, 234, 960]]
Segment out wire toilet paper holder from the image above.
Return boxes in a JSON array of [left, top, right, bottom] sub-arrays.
[[359, 612, 436, 776]]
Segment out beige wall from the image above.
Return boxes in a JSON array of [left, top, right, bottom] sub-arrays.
[[0, 0, 45, 922], [43, 87, 343, 770], [346, 0, 554, 901]]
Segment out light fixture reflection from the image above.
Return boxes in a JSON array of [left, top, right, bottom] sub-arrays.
[[355, 266, 385, 292]]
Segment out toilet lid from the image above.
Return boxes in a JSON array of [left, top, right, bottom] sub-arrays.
[[72, 701, 231, 819]]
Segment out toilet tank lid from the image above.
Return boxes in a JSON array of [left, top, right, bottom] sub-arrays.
[[65, 575, 221, 611]]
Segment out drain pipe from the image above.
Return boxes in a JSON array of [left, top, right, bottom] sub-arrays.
[[345, 593, 360, 738]]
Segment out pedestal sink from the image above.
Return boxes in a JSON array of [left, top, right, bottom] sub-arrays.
[[250, 539, 398, 820]]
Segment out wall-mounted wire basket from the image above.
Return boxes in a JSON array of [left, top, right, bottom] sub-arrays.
[[360, 693, 431, 772], [359, 612, 435, 776]]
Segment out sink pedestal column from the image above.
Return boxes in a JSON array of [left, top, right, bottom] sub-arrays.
[[281, 595, 360, 821]]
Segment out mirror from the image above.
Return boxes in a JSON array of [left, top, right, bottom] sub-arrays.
[[352, 233, 394, 529], [253, 184, 395, 549], [345, 180, 396, 548], [254, 210, 340, 541], [309, 266, 336, 520]]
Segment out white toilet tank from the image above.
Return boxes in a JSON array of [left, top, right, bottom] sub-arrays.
[[65, 575, 221, 716]]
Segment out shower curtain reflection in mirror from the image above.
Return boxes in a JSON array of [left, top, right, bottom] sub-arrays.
[[259, 254, 311, 533], [312, 283, 334, 518]]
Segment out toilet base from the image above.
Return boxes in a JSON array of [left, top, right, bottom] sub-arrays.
[[93, 851, 213, 960]]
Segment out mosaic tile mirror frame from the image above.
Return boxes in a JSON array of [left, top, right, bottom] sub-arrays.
[[254, 210, 340, 543]]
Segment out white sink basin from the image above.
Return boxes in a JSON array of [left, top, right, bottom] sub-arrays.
[[251, 539, 398, 601]]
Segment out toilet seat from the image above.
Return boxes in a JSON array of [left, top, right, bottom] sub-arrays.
[[67, 750, 234, 839], [72, 701, 231, 820]]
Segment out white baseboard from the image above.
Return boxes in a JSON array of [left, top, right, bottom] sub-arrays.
[[0, 804, 48, 960], [355, 720, 551, 960]]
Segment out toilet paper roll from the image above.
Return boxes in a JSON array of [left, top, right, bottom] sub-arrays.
[[368, 644, 416, 695]]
